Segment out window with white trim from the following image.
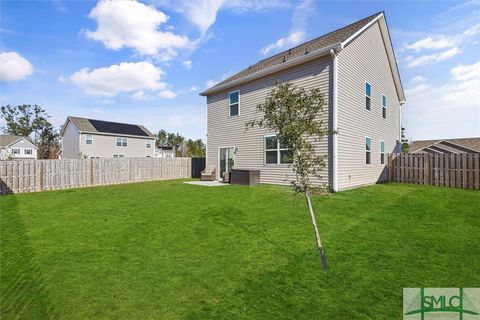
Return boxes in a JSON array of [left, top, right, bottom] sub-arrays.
[[116, 137, 127, 147], [265, 135, 293, 164], [25, 149, 33, 155], [229, 91, 239, 116], [380, 140, 385, 164], [146, 140, 152, 148], [365, 82, 371, 111], [12, 148, 20, 154], [86, 134, 93, 145], [382, 95, 387, 119], [365, 137, 371, 164]]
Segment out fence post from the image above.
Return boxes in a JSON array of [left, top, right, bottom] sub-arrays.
[[424, 154, 430, 185], [89, 158, 94, 186], [129, 158, 132, 181]]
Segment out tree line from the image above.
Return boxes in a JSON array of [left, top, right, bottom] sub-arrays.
[[1, 104, 59, 159], [1, 104, 206, 159], [156, 129, 205, 157]]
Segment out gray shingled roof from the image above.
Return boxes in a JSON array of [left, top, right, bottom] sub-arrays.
[[66, 116, 154, 137], [0, 135, 35, 147], [206, 12, 382, 92], [410, 138, 480, 154]]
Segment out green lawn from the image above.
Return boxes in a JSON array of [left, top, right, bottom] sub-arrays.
[[1, 180, 479, 319]]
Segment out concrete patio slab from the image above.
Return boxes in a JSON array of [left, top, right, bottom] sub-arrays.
[[183, 180, 230, 187]]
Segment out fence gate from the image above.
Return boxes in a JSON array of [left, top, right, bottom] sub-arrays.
[[191, 157, 206, 178]]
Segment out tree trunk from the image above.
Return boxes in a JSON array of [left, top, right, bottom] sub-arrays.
[[305, 191, 327, 270]]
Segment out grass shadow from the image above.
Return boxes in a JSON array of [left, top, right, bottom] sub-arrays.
[[0, 195, 57, 319]]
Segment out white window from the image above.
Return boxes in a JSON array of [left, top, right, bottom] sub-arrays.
[[24, 149, 33, 155], [265, 135, 293, 164], [380, 140, 385, 165], [229, 90, 239, 116], [365, 82, 371, 111], [113, 154, 124, 158], [382, 95, 387, 119], [12, 148, 20, 154], [146, 140, 152, 148], [86, 134, 93, 145], [116, 137, 127, 147], [365, 137, 372, 164]]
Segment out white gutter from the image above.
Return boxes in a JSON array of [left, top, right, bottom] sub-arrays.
[[330, 49, 339, 192], [200, 42, 343, 96]]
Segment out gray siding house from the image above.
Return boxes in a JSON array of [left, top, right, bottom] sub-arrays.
[[410, 138, 480, 154], [200, 12, 405, 191], [61, 117, 155, 159], [0, 135, 37, 160]]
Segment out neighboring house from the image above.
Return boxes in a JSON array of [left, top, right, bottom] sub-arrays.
[[410, 138, 480, 154], [0, 135, 37, 160], [155, 146, 175, 158], [61, 117, 156, 159], [200, 12, 405, 191]]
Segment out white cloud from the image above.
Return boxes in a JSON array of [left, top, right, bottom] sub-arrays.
[[407, 47, 461, 68], [158, 89, 177, 99], [451, 61, 480, 81], [0, 51, 33, 82], [189, 86, 198, 92], [84, 0, 192, 59], [403, 61, 480, 139], [409, 76, 427, 85], [260, 0, 312, 56], [68, 61, 167, 96], [51, 0, 67, 13], [157, 0, 288, 35], [403, 35, 457, 52], [92, 107, 104, 114], [261, 30, 305, 56], [182, 60, 192, 70], [206, 79, 218, 88], [406, 62, 480, 112], [131, 90, 150, 101]]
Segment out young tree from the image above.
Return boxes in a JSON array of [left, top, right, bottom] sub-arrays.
[[247, 82, 331, 270], [37, 123, 60, 159], [156, 129, 169, 146]]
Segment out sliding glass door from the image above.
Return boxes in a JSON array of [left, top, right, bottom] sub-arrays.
[[219, 147, 235, 180]]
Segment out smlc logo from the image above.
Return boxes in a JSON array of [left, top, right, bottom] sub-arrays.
[[403, 288, 480, 320]]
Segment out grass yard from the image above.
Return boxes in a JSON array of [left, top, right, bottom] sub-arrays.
[[1, 180, 479, 319]]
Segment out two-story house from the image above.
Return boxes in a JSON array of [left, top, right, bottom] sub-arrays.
[[0, 135, 38, 160], [200, 12, 405, 191], [61, 117, 156, 159]]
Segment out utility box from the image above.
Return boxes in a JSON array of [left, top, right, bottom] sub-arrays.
[[230, 169, 260, 186]]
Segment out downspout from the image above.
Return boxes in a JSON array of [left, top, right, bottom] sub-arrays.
[[399, 101, 405, 153], [330, 49, 339, 192]]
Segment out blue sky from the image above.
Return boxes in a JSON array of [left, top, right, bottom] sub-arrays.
[[1, 0, 479, 141]]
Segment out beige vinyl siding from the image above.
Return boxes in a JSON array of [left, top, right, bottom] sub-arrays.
[[62, 121, 80, 159], [207, 56, 332, 185], [80, 133, 155, 158], [337, 21, 401, 190]]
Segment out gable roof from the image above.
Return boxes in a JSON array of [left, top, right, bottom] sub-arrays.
[[62, 116, 154, 138], [410, 138, 480, 154], [0, 135, 37, 148], [200, 12, 405, 102]]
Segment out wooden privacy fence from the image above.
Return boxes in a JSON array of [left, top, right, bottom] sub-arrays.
[[388, 153, 480, 190], [0, 157, 191, 194]]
